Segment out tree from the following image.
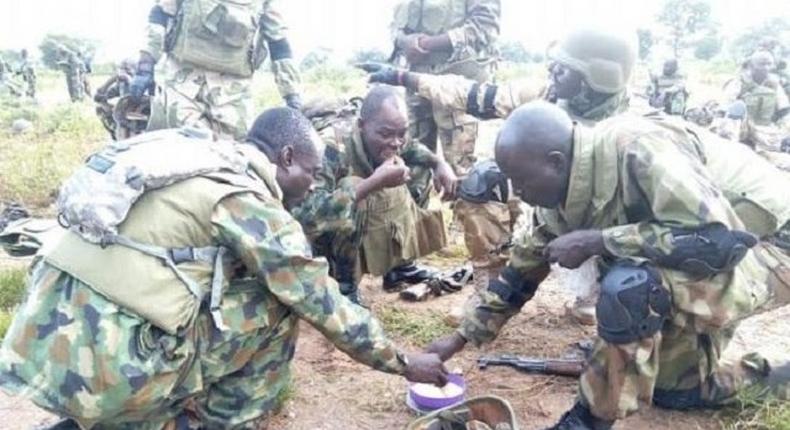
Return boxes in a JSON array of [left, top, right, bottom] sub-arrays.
[[637, 29, 654, 61], [300, 47, 332, 71], [39, 34, 97, 70], [349, 48, 389, 65], [656, 0, 713, 58], [499, 40, 532, 63], [694, 31, 722, 60], [729, 18, 790, 61]]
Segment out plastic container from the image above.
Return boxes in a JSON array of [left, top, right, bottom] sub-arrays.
[[407, 374, 466, 412]]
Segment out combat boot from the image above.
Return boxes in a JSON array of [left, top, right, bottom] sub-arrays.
[[546, 402, 613, 430], [382, 262, 436, 292]]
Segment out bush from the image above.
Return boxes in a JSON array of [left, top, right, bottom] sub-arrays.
[[0, 267, 27, 338]]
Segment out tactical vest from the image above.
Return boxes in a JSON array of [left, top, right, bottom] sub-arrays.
[[167, 0, 264, 77], [392, 0, 496, 78], [740, 80, 778, 126], [45, 130, 274, 335]]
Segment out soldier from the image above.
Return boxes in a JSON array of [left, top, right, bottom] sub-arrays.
[[94, 58, 138, 139], [131, 0, 304, 141], [363, 28, 638, 325], [55, 45, 85, 102], [425, 102, 790, 429], [293, 86, 457, 304], [647, 58, 687, 115], [16, 49, 36, 98], [390, 0, 500, 205], [723, 50, 790, 170], [0, 108, 449, 429]]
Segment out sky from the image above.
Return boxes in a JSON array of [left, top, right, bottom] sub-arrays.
[[1, 0, 788, 63]]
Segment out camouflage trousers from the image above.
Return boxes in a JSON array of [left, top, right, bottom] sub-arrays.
[[580, 242, 790, 421], [65, 72, 84, 102], [0, 262, 297, 429], [147, 60, 252, 141], [406, 90, 479, 203]]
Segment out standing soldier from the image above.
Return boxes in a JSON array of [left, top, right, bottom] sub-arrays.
[[131, 0, 304, 141], [16, 49, 36, 98], [390, 0, 500, 206], [363, 28, 638, 325], [647, 58, 687, 115], [55, 45, 85, 102]]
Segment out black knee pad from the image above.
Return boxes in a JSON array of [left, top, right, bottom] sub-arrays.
[[596, 262, 672, 344]]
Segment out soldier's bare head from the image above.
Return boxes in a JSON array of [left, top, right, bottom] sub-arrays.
[[247, 107, 324, 207], [495, 101, 573, 208], [749, 50, 774, 83], [359, 85, 408, 167], [663, 58, 678, 76]]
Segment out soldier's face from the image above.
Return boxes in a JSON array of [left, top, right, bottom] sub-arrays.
[[359, 98, 408, 167], [277, 133, 324, 207], [496, 139, 568, 209], [663, 61, 678, 76], [750, 56, 774, 82], [551, 64, 584, 99]]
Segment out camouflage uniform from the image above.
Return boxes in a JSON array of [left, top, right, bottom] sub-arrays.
[[144, 0, 302, 141], [457, 114, 790, 421], [57, 48, 85, 102], [292, 118, 446, 282], [648, 70, 687, 115], [391, 0, 500, 202], [724, 70, 790, 171], [17, 55, 36, 98], [0, 145, 407, 429]]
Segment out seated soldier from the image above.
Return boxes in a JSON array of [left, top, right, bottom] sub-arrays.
[[427, 102, 790, 429], [292, 86, 457, 303], [647, 58, 688, 115], [0, 108, 448, 429]]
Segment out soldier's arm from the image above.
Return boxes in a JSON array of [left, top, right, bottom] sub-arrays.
[[141, 0, 178, 63], [458, 213, 553, 347], [445, 0, 501, 57], [601, 138, 745, 264], [211, 192, 407, 374], [404, 73, 543, 119], [260, 0, 301, 98]]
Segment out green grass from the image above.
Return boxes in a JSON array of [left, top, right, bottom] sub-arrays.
[[718, 387, 790, 430], [378, 306, 454, 348], [0, 267, 27, 338]]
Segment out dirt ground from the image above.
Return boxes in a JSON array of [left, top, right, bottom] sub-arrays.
[[2, 244, 788, 430]]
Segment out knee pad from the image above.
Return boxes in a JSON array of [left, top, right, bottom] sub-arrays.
[[596, 262, 672, 344]]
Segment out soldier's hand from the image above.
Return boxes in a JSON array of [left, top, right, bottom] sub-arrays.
[[544, 230, 606, 269], [130, 72, 154, 102], [433, 161, 458, 201], [284, 93, 303, 111], [425, 332, 467, 362], [371, 157, 411, 189], [397, 33, 430, 65], [356, 62, 406, 87], [403, 353, 449, 385]]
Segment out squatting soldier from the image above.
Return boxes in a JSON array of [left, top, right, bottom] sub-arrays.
[[426, 102, 790, 429], [390, 0, 500, 205], [647, 58, 687, 115], [0, 108, 449, 429], [55, 45, 85, 102], [133, 0, 304, 140], [293, 86, 457, 303], [724, 50, 790, 170], [16, 49, 36, 98], [364, 28, 638, 325], [94, 58, 137, 139]]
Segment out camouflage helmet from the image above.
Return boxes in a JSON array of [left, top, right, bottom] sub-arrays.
[[549, 27, 638, 94]]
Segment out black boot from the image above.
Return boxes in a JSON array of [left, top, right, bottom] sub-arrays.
[[546, 402, 613, 430], [37, 418, 81, 430], [382, 262, 436, 292]]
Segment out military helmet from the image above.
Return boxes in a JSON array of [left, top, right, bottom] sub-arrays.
[[550, 27, 638, 94]]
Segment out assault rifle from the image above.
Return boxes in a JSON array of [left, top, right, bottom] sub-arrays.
[[477, 354, 585, 378]]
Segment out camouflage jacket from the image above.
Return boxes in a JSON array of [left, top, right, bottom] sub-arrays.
[[725, 70, 790, 126], [458, 113, 770, 346], [144, 0, 301, 98], [413, 73, 629, 124], [294, 119, 437, 237], [391, 0, 500, 75]]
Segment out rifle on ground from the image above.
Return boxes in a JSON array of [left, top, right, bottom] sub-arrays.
[[477, 354, 585, 378]]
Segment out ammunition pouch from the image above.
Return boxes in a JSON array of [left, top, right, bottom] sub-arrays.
[[596, 261, 671, 344], [487, 265, 537, 307], [458, 160, 508, 204], [653, 223, 757, 277]]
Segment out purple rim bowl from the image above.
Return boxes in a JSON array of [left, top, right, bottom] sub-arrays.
[[408, 374, 466, 410]]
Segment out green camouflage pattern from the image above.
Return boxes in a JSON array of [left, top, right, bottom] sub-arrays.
[[457, 113, 790, 420], [648, 72, 687, 115], [57, 48, 85, 102], [17, 56, 36, 98], [293, 118, 444, 278], [144, 0, 302, 140], [0, 154, 406, 428]]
